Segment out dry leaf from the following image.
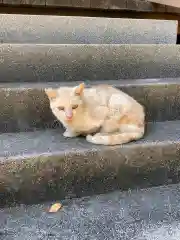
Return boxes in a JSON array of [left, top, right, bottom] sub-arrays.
[[48, 203, 62, 213]]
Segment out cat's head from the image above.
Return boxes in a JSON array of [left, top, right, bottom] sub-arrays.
[[45, 83, 85, 122]]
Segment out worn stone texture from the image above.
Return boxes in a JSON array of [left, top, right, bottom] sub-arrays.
[[108, 0, 126, 9], [45, 0, 72, 7], [127, 0, 138, 10], [1, 120, 180, 205], [1, 0, 154, 11], [147, 0, 180, 8], [2, 15, 176, 44], [1, 44, 180, 83], [166, 5, 180, 13], [3, 0, 19, 4], [152, 2, 166, 11], [1, 0, 180, 12], [126, 0, 153, 11], [3, 0, 45, 5], [137, 0, 153, 10], [0, 79, 179, 133], [0, 85, 55, 133], [91, 0, 111, 9], [1, 184, 180, 239], [72, 0, 90, 8]]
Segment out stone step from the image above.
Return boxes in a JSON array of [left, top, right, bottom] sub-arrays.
[[1, 44, 180, 82], [1, 14, 177, 44], [1, 184, 180, 239], [0, 79, 179, 133], [1, 120, 180, 205], [147, 0, 180, 8]]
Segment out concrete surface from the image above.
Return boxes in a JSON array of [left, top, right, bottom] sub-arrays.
[[1, 120, 180, 205], [0, 0, 168, 12], [3, 0, 45, 5], [0, 79, 180, 133], [2, 44, 180, 82], [1, 183, 180, 239], [1, 14, 177, 44], [147, 0, 180, 8]]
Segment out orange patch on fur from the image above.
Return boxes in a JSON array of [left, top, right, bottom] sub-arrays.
[[95, 84, 111, 89], [118, 115, 144, 128], [45, 89, 57, 100], [108, 135, 116, 144], [75, 83, 84, 96]]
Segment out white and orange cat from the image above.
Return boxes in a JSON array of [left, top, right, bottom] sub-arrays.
[[45, 83, 145, 145]]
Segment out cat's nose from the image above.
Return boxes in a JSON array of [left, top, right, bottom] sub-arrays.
[[65, 109, 73, 120]]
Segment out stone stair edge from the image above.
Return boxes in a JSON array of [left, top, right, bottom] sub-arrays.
[[1, 43, 178, 46], [1, 14, 177, 44], [1, 0, 180, 14], [1, 14, 177, 20], [1, 44, 180, 82], [0, 79, 180, 134], [0, 78, 179, 88], [1, 120, 180, 205]]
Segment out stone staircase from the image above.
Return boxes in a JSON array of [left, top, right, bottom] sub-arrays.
[[1, 13, 180, 239], [1, 183, 180, 240]]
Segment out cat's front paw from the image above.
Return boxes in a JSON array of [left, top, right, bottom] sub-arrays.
[[63, 130, 78, 138], [86, 134, 94, 143], [86, 133, 105, 145]]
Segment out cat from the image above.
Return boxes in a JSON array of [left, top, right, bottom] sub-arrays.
[[45, 83, 145, 145]]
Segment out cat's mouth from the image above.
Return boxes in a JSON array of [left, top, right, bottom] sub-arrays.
[[66, 116, 73, 121]]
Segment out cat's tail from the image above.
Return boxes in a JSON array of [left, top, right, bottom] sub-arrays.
[[86, 128, 144, 145]]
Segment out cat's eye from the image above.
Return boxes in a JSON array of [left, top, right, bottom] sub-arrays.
[[72, 104, 78, 109], [58, 106, 64, 111]]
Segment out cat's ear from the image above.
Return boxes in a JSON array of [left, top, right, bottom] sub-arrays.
[[74, 83, 85, 96], [45, 88, 57, 100]]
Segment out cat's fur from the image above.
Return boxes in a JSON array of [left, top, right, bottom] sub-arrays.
[[45, 83, 145, 145]]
